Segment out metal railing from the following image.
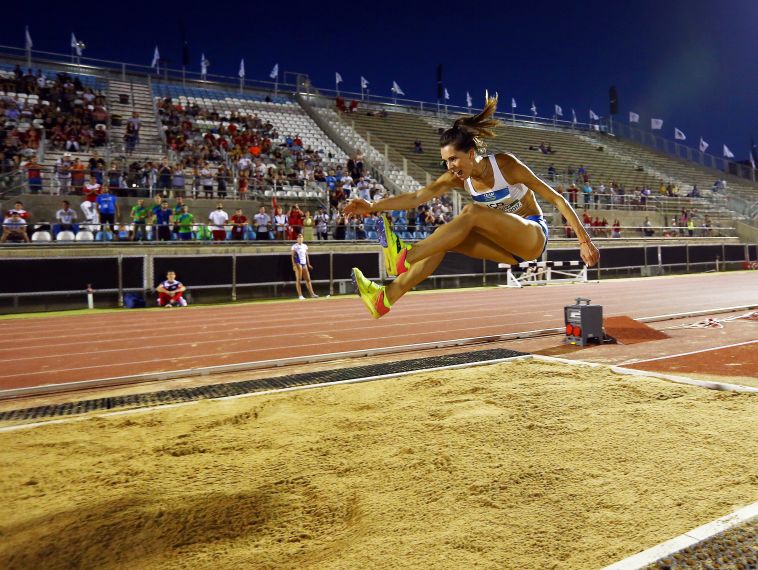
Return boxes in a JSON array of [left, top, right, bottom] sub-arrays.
[[3, 218, 737, 246]]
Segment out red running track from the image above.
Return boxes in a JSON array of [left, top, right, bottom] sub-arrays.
[[1, 272, 755, 392]]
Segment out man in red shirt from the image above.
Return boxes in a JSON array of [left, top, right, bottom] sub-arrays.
[[83, 175, 102, 203], [230, 208, 248, 241], [288, 204, 304, 238]]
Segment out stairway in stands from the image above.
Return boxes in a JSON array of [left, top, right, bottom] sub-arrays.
[[107, 77, 164, 160]]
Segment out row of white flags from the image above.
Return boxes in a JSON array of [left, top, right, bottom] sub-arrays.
[[30, 30, 737, 163]]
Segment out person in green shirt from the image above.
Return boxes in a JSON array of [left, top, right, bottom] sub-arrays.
[[130, 199, 150, 241], [176, 205, 195, 241]]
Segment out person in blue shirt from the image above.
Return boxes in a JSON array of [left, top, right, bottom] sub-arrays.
[[325, 170, 337, 192], [95, 187, 120, 233], [153, 201, 173, 241]]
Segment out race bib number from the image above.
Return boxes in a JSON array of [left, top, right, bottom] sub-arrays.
[[488, 200, 522, 214]]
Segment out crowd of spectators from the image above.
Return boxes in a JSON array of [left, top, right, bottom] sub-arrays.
[[1, 67, 109, 160]]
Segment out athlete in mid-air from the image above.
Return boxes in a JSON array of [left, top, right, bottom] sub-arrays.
[[346, 96, 599, 318]]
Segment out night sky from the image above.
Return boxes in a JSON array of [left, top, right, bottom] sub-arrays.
[[7, 0, 758, 162]]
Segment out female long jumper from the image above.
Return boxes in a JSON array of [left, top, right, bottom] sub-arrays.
[[346, 97, 599, 318]]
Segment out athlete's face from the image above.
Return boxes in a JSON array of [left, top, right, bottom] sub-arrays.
[[441, 145, 476, 180]]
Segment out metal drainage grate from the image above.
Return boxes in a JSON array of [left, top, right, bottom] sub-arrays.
[[645, 517, 757, 569], [0, 348, 527, 422]]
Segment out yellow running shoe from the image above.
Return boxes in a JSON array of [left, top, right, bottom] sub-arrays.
[[376, 215, 411, 276], [352, 267, 391, 319]]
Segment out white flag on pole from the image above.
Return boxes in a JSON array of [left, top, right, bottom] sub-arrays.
[[674, 128, 686, 141], [392, 81, 404, 96], [572, 109, 577, 124], [335, 72, 342, 84], [629, 111, 640, 123], [269, 63, 279, 79], [699, 137, 709, 153], [238, 58, 245, 78], [25, 26, 33, 49], [360, 76, 369, 89], [511, 97, 517, 109], [71, 32, 78, 50], [151, 46, 160, 68], [466, 91, 472, 108], [750, 148, 756, 169], [200, 53, 208, 78], [530, 100, 537, 114], [554, 104, 563, 117], [444, 88, 450, 101], [651, 118, 663, 130], [723, 144, 734, 159], [589, 109, 599, 121]]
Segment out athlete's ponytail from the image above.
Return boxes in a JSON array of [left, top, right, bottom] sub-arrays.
[[439, 96, 500, 153]]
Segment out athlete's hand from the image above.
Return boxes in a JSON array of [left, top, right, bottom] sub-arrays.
[[344, 198, 373, 216], [580, 240, 600, 267]]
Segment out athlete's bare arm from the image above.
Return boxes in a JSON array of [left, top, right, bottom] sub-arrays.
[[344, 171, 462, 216], [500, 153, 600, 267]]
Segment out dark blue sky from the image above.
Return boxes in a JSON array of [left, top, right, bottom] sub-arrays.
[[8, 0, 758, 161]]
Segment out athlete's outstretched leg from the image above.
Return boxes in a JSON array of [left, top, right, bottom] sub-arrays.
[[406, 204, 545, 266], [385, 231, 520, 305]]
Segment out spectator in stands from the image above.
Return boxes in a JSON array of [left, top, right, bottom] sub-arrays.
[[96, 186, 119, 233], [176, 205, 194, 240], [611, 219, 621, 238], [302, 210, 314, 240], [229, 208, 247, 241], [200, 164, 214, 199], [547, 164, 556, 181], [254, 206, 271, 240], [23, 157, 43, 194], [642, 216, 654, 237], [156, 271, 188, 307], [291, 234, 318, 300], [70, 158, 86, 195], [55, 153, 73, 195], [288, 204, 304, 237], [582, 182, 593, 207], [172, 165, 186, 197], [413, 140, 424, 153], [216, 166, 229, 199], [153, 201, 173, 241], [273, 207, 287, 240], [54, 200, 79, 237], [157, 159, 172, 196], [130, 199, 150, 241], [1, 211, 29, 243], [333, 211, 347, 240], [124, 122, 138, 155], [315, 207, 329, 240], [208, 203, 229, 241]]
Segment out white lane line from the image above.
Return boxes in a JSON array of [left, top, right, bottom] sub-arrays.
[[602, 502, 758, 570], [618, 339, 758, 366]]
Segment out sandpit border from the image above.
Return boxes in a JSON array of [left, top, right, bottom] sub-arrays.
[[601, 502, 758, 570]]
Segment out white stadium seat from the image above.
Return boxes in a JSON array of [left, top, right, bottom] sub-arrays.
[[56, 231, 76, 241], [75, 230, 95, 241], [31, 231, 52, 242]]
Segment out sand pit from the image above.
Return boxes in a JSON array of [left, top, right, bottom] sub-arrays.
[[0, 360, 756, 569]]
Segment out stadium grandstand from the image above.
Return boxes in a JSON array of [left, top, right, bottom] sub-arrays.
[[1, 10, 758, 570]]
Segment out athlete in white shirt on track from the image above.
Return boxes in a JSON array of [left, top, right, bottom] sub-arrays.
[[291, 234, 318, 300]]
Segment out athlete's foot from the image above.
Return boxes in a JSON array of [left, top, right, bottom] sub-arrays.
[[351, 267, 391, 319], [311, 294, 319, 298], [298, 295, 305, 300], [376, 215, 412, 276]]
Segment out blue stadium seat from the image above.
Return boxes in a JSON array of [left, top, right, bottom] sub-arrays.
[[366, 230, 378, 241]]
